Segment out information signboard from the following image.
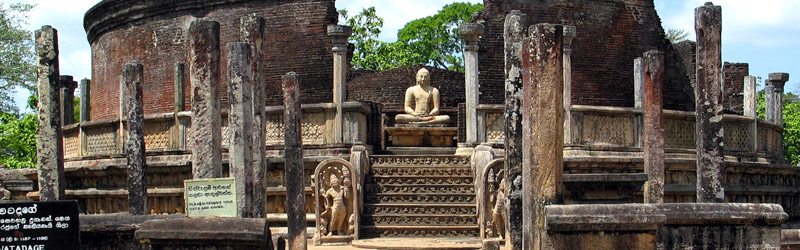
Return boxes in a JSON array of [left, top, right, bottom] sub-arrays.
[[184, 178, 237, 217], [0, 200, 80, 250]]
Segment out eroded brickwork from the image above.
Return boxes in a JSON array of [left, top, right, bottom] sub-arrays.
[[476, 0, 694, 111], [87, 0, 337, 120], [723, 62, 749, 114]]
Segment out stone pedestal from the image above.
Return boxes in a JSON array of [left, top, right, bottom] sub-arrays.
[[386, 126, 457, 147], [546, 204, 665, 250], [135, 218, 273, 249]]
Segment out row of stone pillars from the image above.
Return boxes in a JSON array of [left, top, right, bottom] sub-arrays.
[[498, 2, 789, 250], [35, 18, 351, 250]]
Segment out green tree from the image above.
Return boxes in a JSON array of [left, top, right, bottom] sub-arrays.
[[0, 96, 37, 169], [0, 3, 36, 114], [396, 2, 483, 72], [340, 2, 483, 72], [665, 28, 689, 44], [756, 89, 800, 165]]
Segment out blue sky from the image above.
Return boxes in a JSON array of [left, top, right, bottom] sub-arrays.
[[11, 0, 799, 112]]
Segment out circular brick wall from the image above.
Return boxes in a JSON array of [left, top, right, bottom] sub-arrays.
[[85, 0, 338, 120]]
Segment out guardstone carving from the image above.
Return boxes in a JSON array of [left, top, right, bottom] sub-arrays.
[[313, 158, 357, 245]]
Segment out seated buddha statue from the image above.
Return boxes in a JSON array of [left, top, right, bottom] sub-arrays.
[[394, 68, 451, 125]]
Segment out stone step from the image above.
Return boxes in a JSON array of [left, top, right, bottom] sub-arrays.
[[360, 225, 479, 238], [361, 214, 477, 226], [370, 155, 471, 167], [365, 184, 474, 195], [365, 176, 474, 185], [363, 203, 476, 215], [365, 193, 475, 204], [369, 166, 472, 177]]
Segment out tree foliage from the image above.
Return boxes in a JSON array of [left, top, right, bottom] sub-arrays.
[[756, 88, 800, 166], [665, 28, 689, 44], [0, 96, 36, 169], [0, 3, 35, 114], [340, 2, 483, 72]]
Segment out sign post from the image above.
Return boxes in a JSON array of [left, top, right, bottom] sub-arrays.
[[0, 200, 80, 250], [184, 178, 237, 217]]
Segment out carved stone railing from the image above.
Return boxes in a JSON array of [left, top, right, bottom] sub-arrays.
[[62, 112, 191, 159], [264, 102, 372, 146], [476, 104, 505, 144]]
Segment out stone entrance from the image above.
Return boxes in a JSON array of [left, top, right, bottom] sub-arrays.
[[359, 155, 478, 239]]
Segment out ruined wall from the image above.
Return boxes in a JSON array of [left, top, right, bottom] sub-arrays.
[[723, 62, 749, 114], [86, 0, 337, 120], [476, 0, 694, 111], [347, 66, 466, 111]]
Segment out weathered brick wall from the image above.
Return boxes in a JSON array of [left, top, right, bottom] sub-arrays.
[[723, 62, 749, 114], [347, 65, 466, 112], [476, 0, 694, 111], [86, 0, 337, 120]]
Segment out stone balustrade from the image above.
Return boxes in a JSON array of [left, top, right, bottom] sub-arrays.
[[474, 104, 784, 161]]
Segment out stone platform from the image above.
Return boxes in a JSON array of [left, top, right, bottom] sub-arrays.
[[385, 126, 457, 147]]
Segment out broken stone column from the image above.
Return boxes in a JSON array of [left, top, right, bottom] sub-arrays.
[[35, 25, 65, 201], [283, 72, 307, 250], [766, 73, 789, 125], [59, 76, 77, 125], [80, 79, 91, 122], [227, 43, 254, 218], [562, 26, 576, 145], [634, 58, 645, 110], [521, 23, 563, 249], [642, 50, 665, 204], [460, 23, 484, 145], [188, 19, 223, 179], [743, 76, 757, 118], [328, 25, 351, 144], [503, 10, 526, 250], [240, 14, 267, 218], [694, 2, 725, 203], [123, 62, 147, 215]]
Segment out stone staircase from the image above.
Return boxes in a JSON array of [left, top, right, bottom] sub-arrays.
[[361, 155, 479, 238]]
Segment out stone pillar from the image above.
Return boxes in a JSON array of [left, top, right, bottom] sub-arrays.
[[174, 63, 185, 112], [765, 84, 775, 122], [123, 62, 147, 215], [172, 63, 186, 150], [767, 73, 789, 125], [241, 14, 267, 218], [502, 10, 526, 250], [227, 43, 254, 218], [328, 25, 352, 144], [743, 76, 757, 118], [642, 50, 665, 204], [283, 72, 307, 250], [634, 58, 645, 109], [59, 76, 77, 125], [694, 2, 725, 203], [35, 25, 65, 201], [460, 23, 484, 145], [188, 19, 222, 179], [562, 26, 576, 145], [521, 23, 563, 249], [79, 79, 91, 122]]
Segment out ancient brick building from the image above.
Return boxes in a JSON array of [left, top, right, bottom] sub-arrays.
[[475, 0, 695, 111], [84, 0, 338, 120]]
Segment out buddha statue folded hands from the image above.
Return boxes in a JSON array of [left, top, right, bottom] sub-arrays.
[[394, 68, 451, 125]]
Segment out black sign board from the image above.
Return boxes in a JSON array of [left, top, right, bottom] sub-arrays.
[[0, 200, 80, 250]]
